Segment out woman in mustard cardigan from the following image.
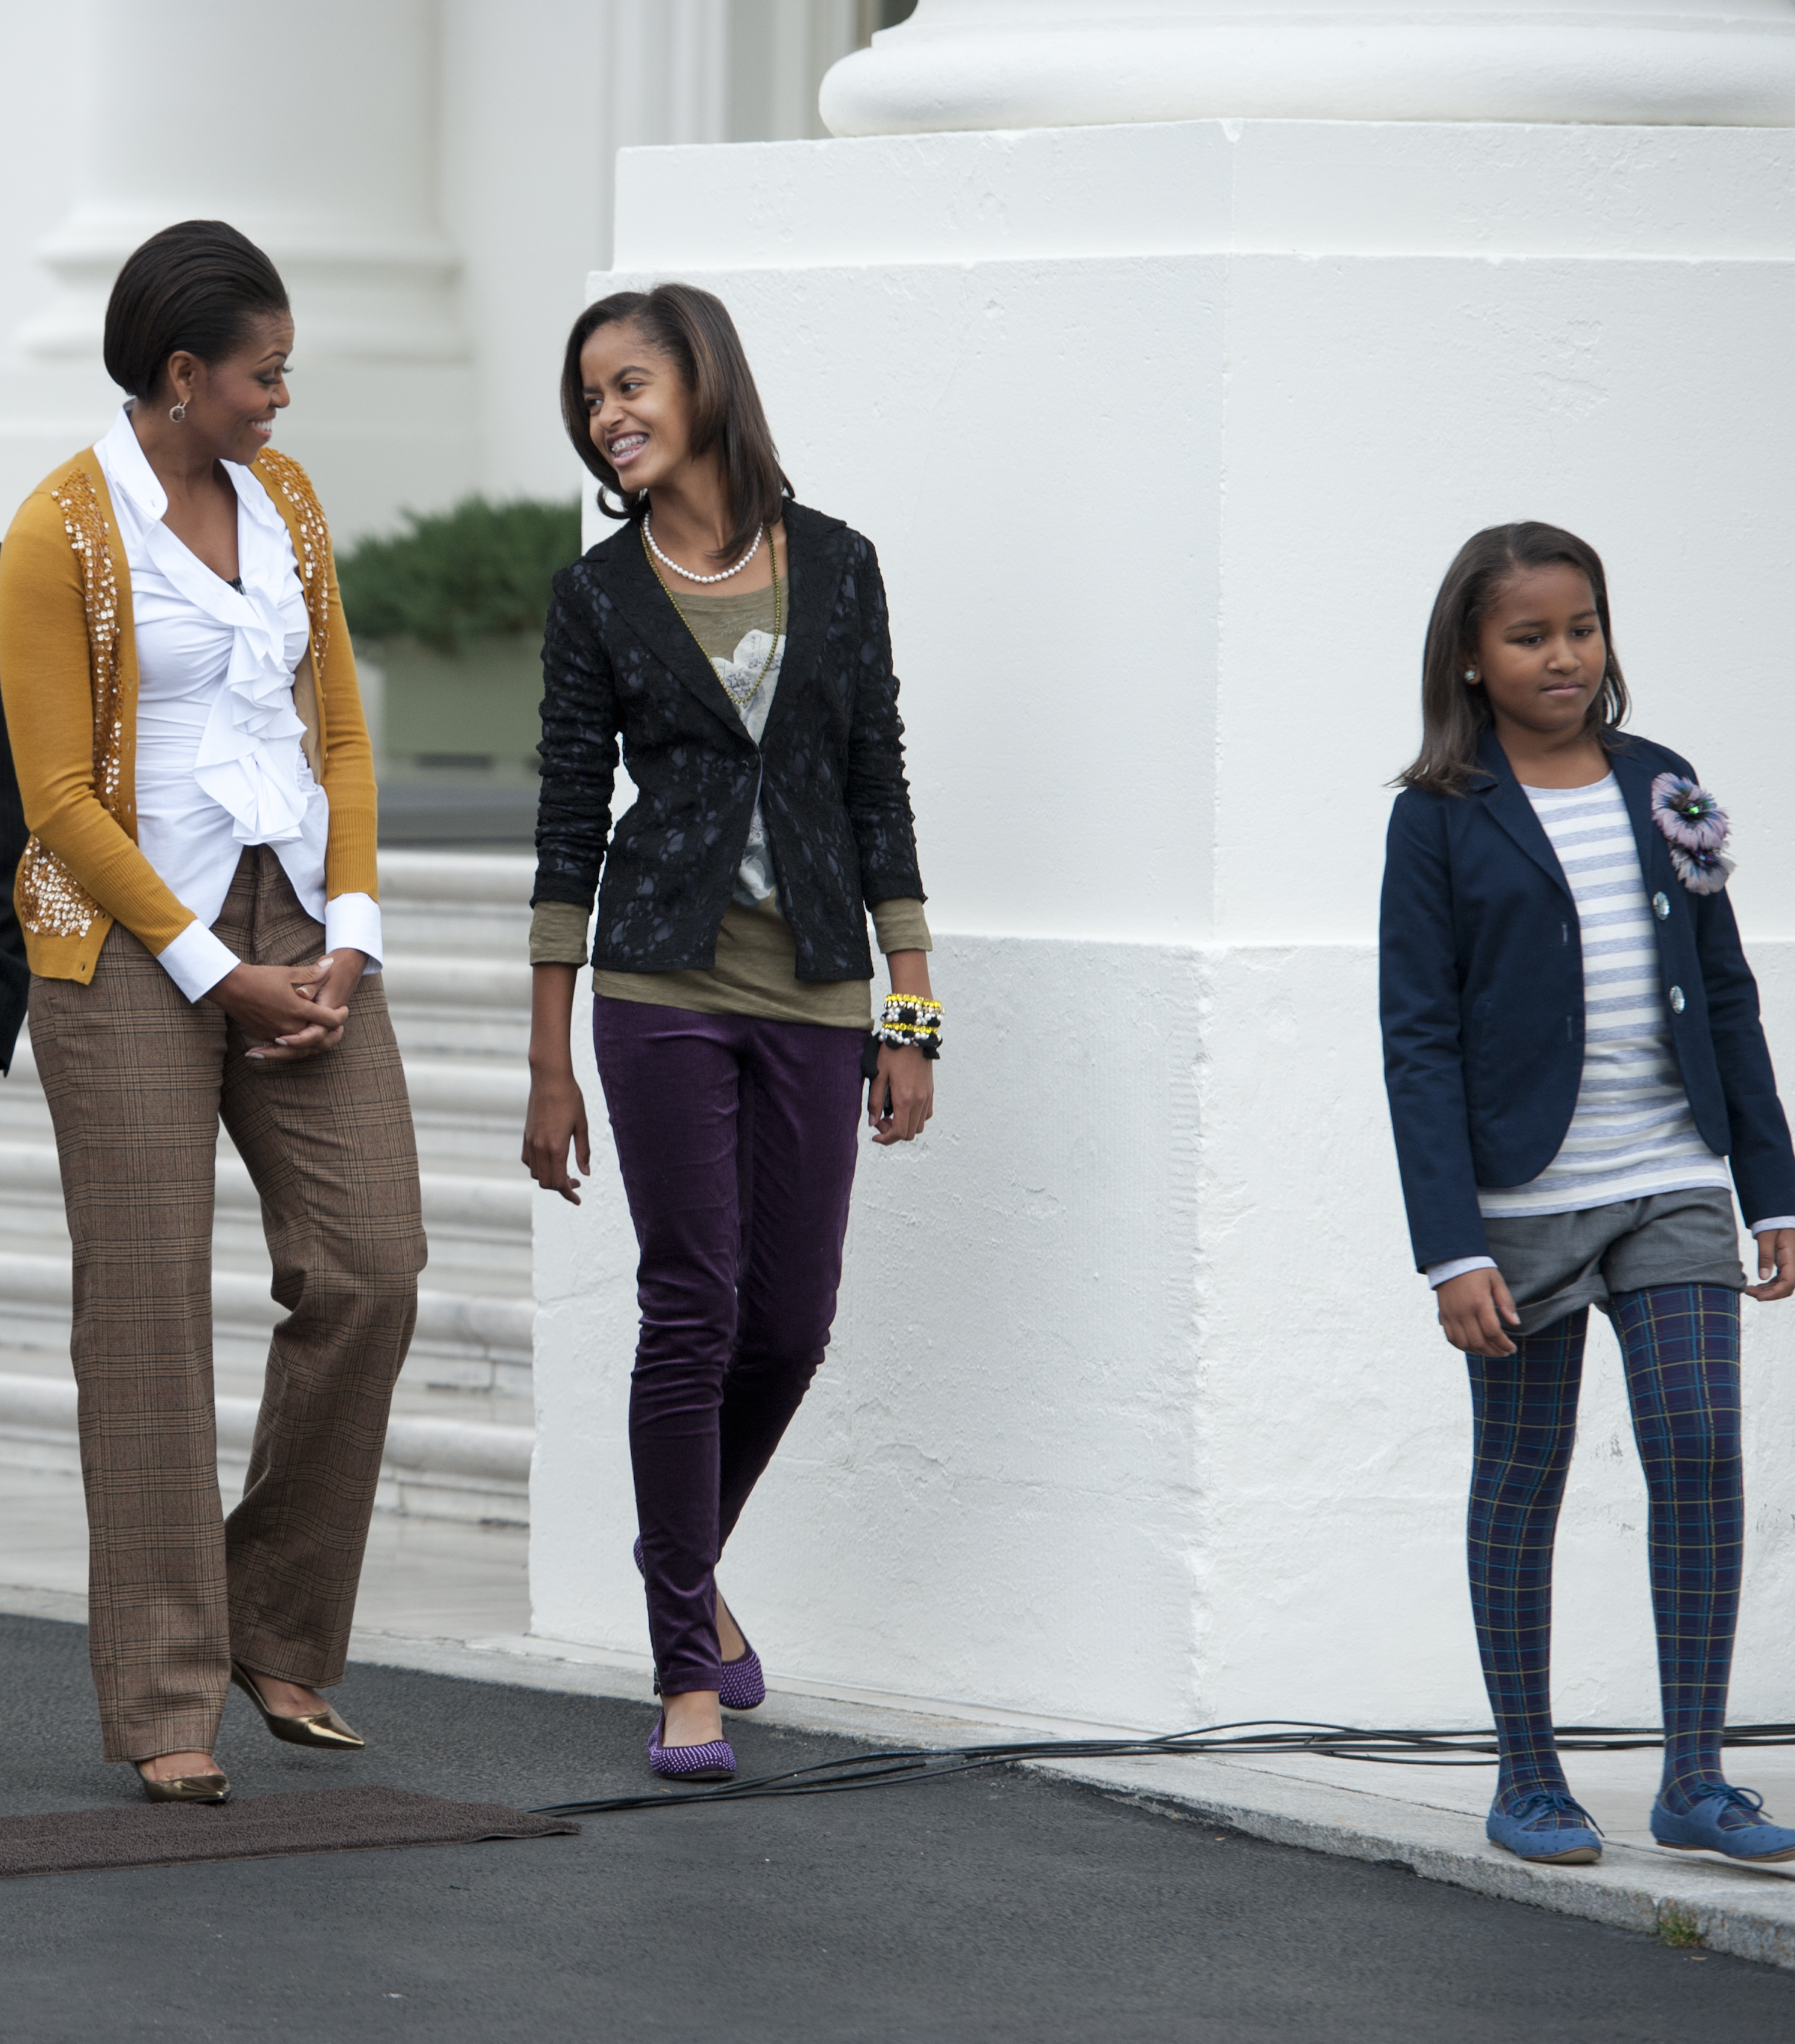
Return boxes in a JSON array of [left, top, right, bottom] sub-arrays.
[[0, 222, 425, 1802]]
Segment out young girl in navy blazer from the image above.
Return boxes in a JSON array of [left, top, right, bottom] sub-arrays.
[[1380, 521, 1795, 1867]]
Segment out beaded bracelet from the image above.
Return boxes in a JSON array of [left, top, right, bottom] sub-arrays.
[[877, 994, 943, 1059]]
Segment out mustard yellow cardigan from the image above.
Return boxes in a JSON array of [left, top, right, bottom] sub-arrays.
[[0, 443, 377, 983]]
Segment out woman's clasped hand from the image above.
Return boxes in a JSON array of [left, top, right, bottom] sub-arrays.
[[204, 949, 366, 1059]]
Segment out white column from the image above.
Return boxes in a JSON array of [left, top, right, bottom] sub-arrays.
[[823, 0, 1795, 133], [439, 0, 862, 505], [730, 0, 867, 141], [0, 0, 473, 538]]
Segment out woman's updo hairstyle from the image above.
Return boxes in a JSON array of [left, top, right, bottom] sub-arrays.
[[103, 220, 290, 404], [560, 281, 791, 565]]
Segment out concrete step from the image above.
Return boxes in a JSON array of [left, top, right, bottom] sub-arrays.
[[0, 848, 546, 1523], [376, 850, 537, 961], [384, 955, 534, 1062], [4, 1028, 531, 1124], [401, 1055, 532, 1122], [0, 1034, 530, 1182], [0, 1371, 532, 1526], [0, 1248, 534, 1358], [0, 1137, 530, 1235], [0, 1185, 527, 1292], [382, 957, 535, 1010]]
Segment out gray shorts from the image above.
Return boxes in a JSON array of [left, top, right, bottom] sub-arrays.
[[1482, 1187, 1747, 1338]]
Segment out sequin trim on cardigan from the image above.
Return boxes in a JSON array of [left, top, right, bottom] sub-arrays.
[[18, 470, 127, 938], [254, 447, 332, 677]]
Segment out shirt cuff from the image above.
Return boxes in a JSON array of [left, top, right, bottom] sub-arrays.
[[156, 920, 241, 1003], [324, 893, 383, 973], [1426, 1255, 1498, 1289], [1749, 1215, 1795, 1235], [870, 898, 933, 955], [530, 899, 593, 965]]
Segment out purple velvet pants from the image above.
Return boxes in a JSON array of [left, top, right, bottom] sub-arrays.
[[592, 995, 865, 1695]]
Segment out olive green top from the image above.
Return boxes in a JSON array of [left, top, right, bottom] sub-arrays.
[[528, 572, 930, 1027]]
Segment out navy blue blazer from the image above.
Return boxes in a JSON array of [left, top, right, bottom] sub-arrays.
[[1379, 727, 1795, 1271]]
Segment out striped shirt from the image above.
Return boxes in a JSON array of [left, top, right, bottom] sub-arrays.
[[1477, 775, 1728, 1219]]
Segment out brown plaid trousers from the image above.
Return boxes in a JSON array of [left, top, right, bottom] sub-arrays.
[[28, 847, 425, 1761]]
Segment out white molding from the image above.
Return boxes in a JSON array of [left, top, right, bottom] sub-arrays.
[[822, 2, 1795, 133]]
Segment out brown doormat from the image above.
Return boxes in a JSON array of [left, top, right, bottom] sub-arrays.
[[0, 1787, 580, 1880]]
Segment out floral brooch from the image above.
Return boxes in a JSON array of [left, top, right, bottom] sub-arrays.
[[1650, 772, 1734, 895]]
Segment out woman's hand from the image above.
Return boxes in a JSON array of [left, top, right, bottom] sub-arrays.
[[869, 1042, 933, 1145], [205, 952, 361, 1062], [1436, 1266, 1521, 1356], [523, 963, 590, 1202], [871, 947, 936, 1146], [1747, 1227, 1795, 1302], [523, 1069, 591, 1202]]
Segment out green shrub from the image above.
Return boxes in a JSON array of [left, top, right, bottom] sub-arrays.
[[338, 496, 583, 655]]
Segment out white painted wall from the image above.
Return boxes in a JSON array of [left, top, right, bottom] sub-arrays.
[[0, 9, 82, 454], [532, 116, 1795, 1733]]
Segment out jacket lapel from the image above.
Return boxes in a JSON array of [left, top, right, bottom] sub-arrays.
[[1469, 727, 1572, 899], [761, 503, 847, 745], [1605, 739, 1667, 887], [595, 521, 751, 735]]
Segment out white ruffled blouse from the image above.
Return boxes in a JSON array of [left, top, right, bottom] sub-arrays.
[[94, 408, 381, 1001]]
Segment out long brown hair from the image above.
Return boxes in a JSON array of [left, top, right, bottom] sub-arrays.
[[1397, 522, 1630, 796], [559, 283, 792, 565]]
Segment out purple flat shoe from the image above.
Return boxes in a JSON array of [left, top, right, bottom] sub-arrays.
[[718, 1642, 766, 1713], [633, 1536, 766, 1712], [649, 1716, 736, 1781]]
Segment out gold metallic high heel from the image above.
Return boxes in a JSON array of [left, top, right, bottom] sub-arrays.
[[230, 1661, 365, 1751], [137, 1764, 231, 1803]]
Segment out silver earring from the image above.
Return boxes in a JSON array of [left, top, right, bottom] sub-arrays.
[[169, 398, 188, 422], [1463, 668, 1478, 682]]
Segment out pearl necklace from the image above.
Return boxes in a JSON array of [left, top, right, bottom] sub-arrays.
[[643, 525, 784, 712], [643, 512, 764, 584]]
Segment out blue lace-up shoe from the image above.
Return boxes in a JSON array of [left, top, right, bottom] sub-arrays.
[[1652, 1786, 1795, 1862], [1486, 1790, 1604, 1865]]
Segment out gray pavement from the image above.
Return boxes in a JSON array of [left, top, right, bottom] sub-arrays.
[[1, 1614, 1791, 2042]]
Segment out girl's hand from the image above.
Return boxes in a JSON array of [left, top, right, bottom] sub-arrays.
[[206, 956, 354, 1062], [1436, 1267, 1521, 1356], [1746, 1227, 1795, 1302], [523, 963, 589, 1202], [523, 1070, 591, 1202], [869, 1043, 932, 1145]]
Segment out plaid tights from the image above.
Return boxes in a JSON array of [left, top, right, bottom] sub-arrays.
[[1466, 1284, 1742, 1818]]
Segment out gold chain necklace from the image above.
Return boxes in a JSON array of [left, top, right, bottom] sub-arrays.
[[643, 523, 784, 711]]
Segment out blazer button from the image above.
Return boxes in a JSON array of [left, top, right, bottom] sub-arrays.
[[1669, 985, 1686, 1015], [1653, 892, 1670, 920]]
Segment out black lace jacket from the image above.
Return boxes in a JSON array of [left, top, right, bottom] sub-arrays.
[[531, 501, 925, 983]]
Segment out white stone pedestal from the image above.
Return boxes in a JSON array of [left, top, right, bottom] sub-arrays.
[[530, 115, 1795, 1734]]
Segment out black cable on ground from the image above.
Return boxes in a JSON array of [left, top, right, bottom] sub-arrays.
[[530, 1718, 1795, 1819]]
